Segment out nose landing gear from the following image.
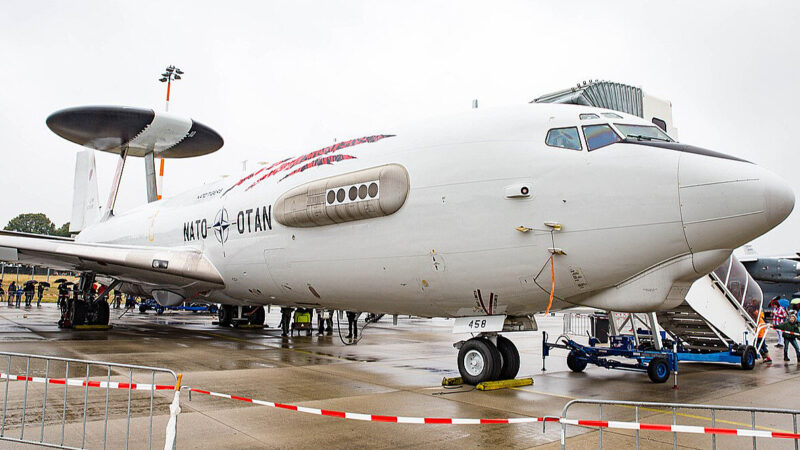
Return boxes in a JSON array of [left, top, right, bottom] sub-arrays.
[[456, 334, 520, 385]]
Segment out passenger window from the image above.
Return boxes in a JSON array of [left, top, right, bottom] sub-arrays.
[[545, 127, 582, 151], [582, 124, 621, 151], [579, 113, 600, 120]]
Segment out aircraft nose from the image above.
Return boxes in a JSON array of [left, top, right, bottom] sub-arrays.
[[679, 153, 794, 254], [764, 170, 795, 229]]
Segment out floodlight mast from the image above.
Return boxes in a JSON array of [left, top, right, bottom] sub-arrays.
[[158, 65, 183, 112], [154, 65, 184, 200]]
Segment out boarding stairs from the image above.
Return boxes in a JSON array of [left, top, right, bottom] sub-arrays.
[[657, 266, 760, 353]]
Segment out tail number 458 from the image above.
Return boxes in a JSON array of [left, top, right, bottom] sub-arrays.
[[452, 315, 506, 334]]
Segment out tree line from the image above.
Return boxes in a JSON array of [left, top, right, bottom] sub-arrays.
[[4, 213, 71, 237]]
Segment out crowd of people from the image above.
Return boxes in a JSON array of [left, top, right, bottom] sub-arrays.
[[766, 298, 800, 363], [278, 307, 360, 339], [0, 280, 48, 308]]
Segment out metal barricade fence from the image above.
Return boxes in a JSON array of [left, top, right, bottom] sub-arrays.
[[0, 351, 180, 449], [562, 312, 593, 336], [561, 399, 800, 450]]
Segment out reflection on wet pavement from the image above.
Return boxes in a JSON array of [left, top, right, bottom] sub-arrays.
[[0, 304, 797, 448]]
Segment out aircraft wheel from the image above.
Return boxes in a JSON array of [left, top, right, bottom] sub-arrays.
[[71, 301, 87, 326], [566, 350, 588, 373], [249, 306, 265, 326], [96, 301, 110, 325], [139, 305, 147, 314], [647, 357, 670, 383], [496, 335, 520, 380], [457, 338, 501, 385], [218, 305, 233, 327], [741, 346, 756, 370]]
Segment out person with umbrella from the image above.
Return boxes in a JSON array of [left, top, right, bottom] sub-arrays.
[[56, 280, 69, 313], [792, 298, 800, 316], [7, 281, 16, 307], [771, 297, 788, 348], [36, 282, 48, 307], [23, 281, 36, 308], [0, 282, 4, 305]]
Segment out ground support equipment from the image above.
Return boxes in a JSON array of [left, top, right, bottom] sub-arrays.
[[542, 330, 757, 385]]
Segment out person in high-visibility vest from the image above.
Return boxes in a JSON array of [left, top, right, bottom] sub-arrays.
[[756, 311, 772, 363]]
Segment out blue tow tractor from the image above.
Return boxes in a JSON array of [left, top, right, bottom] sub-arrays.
[[542, 331, 758, 385], [138, 299, 219, 315]]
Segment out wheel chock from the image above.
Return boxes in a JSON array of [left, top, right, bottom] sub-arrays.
[[476, 377, 533, 391], [235, 324, 265, 329], [441, 376, 463, 386], [72, 324, 113, 330]]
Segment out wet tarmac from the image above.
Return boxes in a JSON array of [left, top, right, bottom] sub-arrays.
[[0, 304, 797, 449]]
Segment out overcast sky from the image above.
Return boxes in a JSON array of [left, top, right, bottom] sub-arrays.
[[1, 1, 798, 255]]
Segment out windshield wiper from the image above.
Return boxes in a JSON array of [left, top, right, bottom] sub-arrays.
[[625, 134, 671, 142]]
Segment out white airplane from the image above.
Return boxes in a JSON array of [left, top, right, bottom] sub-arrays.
[[0, 103, 793, 384]]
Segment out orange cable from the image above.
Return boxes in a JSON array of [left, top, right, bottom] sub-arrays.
[[545, 253, 555, 314]]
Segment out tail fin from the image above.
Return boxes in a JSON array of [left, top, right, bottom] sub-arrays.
[[69, 150, 101, 233]]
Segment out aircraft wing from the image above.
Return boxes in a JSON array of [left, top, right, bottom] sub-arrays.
[[0, 232, 224, 290]]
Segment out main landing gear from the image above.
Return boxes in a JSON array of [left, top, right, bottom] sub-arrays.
[[58, 272, 112, 328], [455, 334, 520, 385], [217, 305, 266, 327]]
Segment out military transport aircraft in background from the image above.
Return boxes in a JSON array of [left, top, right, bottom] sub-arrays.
[[0, 101, 793, 384], [738, 245, 800, 305]]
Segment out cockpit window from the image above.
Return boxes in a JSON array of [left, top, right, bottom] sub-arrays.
[[545, 127, 582, 150], [614, 123, 673, 142], [583, 124, 621, 151], [601, 112, 623, 119], [579, 113, 600, 120]]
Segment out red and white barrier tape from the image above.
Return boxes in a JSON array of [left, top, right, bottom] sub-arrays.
[[1, 371, 798, 439], [185, 388, 800, 438], [0, 372, 175, 391], [184, 387, 555, 424], [562, 418, 800, 440], [771, 326, 800, 338]]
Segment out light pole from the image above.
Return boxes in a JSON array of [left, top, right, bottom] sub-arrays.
[[158, 65, 183, 112], [156, 66, 183, 200]]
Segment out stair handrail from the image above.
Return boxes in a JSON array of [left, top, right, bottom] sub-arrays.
[[707, 271, 758, 331]]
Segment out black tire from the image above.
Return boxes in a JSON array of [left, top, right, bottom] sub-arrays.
[[96, 301, 110, 325], [249, 306, 265, 326], [71, 301, 87, 326], [496, 335, 520, 380], [139, 305, 147, 314], [457, 338, 501, 385], [156, 307, 164, 315], [566, 350, 588, 373], [741, 346, 757, 370], [218, 305, 233, 327], [647, 357, 670, 383]]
